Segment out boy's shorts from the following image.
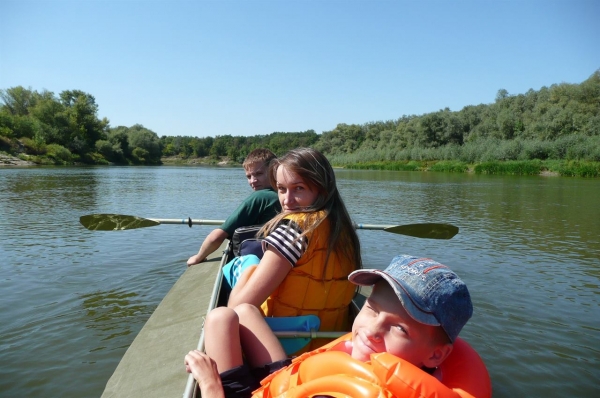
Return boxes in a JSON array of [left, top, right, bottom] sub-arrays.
[[220, 359, 292, 398], [222, 254, 260, 289]]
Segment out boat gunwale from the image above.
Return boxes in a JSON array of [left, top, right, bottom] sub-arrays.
[[183, 244, 230, 398]]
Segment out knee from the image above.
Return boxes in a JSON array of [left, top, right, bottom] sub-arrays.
[[234, 303, 262, 320], [205, 306, 238, 329]]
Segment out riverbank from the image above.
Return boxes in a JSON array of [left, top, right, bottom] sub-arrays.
[[3, 150, 597, 177], [0, 152, 37, 166], [160, 155, 234, 166], [345, 159, 598, 177]]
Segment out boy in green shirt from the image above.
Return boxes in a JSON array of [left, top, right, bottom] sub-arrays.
[[187, 148, 280, 266]]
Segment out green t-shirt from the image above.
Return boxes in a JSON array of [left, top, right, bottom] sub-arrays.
[[220, 189, 280, 237]]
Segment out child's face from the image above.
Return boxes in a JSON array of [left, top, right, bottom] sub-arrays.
[[275, 165, 318, 212], [351, 281, 441, 367], [244, 163, 270, 191]]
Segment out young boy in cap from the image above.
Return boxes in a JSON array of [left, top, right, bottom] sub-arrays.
[[187, 148, 280, 266], [184, 254, 473, 398]]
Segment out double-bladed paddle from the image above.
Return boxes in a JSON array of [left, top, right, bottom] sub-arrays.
[[80, 214, 459, 239]]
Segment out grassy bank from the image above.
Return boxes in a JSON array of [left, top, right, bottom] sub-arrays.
[[344, 159, 600, 178], [5, 142, 598, 178]]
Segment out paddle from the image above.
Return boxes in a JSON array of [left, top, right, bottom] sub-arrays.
[[80, 214, 459, 239]]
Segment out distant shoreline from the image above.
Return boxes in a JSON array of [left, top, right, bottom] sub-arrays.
[[0, 152, 579, 178]]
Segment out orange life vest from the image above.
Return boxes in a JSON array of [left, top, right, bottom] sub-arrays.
[[252, 333, 492, 398], [261, 212, 357, 352]]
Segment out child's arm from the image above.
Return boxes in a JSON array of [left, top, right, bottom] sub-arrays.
[[187, 228, 228, 266], [227, 248, 291, 308]]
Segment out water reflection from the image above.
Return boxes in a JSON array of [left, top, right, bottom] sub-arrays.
[[80, 288, 149, 345], [1, 168, 101, 212]]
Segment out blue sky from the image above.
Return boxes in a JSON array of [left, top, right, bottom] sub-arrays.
[[1, 0, 598, 138]]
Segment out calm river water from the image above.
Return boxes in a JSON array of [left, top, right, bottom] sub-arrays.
[[0, 166, 599, 397]]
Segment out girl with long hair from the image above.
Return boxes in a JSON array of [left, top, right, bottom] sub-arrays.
[[227, 147, 362, 351]]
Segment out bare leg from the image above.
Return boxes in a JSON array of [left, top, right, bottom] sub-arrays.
[[204, 307, 244, 373], [227, 265, 257, 307], [235, 303, 287, 368]]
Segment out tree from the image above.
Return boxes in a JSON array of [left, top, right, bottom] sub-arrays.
[[58, 90, 108, 154], [496, 89, 509, 102], [0, 86, 37, 116], [127, 124, 162, 164], [210, 135, 229, 157]]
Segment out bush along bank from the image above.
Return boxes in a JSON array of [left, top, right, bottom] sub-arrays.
[[344, 159, 600, 178]]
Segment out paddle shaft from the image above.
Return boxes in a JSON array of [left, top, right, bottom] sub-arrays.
[[159, 218, 394, 230], [354, 223, 395, 230], [80, 214, 458, 239], [152, 218, 224, 227], [157, 220, 399, 230], [157, 219, 416, 231], [158, 218, 404, 229]]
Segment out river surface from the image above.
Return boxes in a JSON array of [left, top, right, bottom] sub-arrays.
[[0, 166, 599, 397]]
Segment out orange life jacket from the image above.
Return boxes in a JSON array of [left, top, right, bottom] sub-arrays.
[[261, 212, 357, 352], [252, 333, 492, 398]]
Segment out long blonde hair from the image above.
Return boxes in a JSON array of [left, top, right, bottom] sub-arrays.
[[260, 147, 362, 274]]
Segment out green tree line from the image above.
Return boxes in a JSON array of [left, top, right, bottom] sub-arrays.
[[1, 69, 598, 168], [0, 87, 163, 165], [316, 70, 599, 165], [159, 130, 320, 162]]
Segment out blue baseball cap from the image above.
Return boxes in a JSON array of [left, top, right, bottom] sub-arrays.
[[348, 255, 473, 342]]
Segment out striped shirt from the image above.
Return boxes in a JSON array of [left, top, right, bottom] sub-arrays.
[[263, 219, 308, 266]]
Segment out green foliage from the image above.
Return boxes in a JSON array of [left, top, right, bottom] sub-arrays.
[[429, 161, 469, 173], [316, 70, 598, 166], [0, 86, 108, 158], [131, 147, 150, 164], [107, 128, 130, 160], [0, 86, 37, 115], [127, 124, 162, 164], [1, 69, 598, 174], [82, 151, 109, 165], [102, 124, 160, 164], [19, 136, 46, 155], [474, 160, 542, 175], [554, 160, 600, 178], [0, 135, 14, 151], [346, 161, 422, 171], [46, 144, 73, 164], [314, 124, 365, 154], [159, 130, 318, 162], [95, 140, 114, 161], [0, 111, 16, 138]]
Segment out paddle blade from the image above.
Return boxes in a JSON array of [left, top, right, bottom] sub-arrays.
[[384, 223, 459, 239], [80, 214, 160, 231]]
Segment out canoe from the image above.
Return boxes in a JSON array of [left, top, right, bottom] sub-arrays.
[[101, 241, 367, 398], [101, 241, 228, 398], [100, 242, 490, 398]]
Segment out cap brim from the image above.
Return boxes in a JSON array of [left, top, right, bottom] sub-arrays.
[[348, 269, 386, 287], [349, 269, 440, 327]]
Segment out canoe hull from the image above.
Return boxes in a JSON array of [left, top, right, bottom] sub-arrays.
[[101, 243, 229, 398], [101, 242, 365, 398]]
